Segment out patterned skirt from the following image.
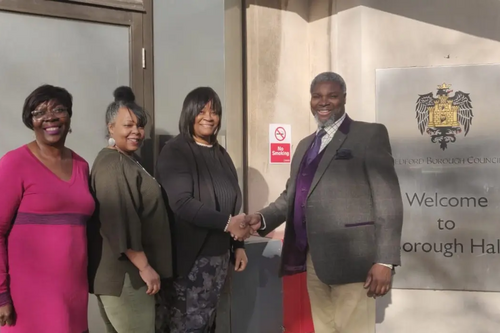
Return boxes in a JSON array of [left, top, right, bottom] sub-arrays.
[[156, 252, 230, 333]]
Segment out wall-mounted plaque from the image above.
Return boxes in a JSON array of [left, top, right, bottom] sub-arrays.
[[376, 64, 500, 292]]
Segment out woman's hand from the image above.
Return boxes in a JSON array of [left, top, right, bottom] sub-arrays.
[[0, 303, 14, 326], [226, 214, 252, 241], [139, 265, 161, 295], [234, 248, 248, 272], [125, 250, 160, 295]]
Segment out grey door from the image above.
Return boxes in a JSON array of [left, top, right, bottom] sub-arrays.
[[0, 11, 130, 164], [0, 8, 133, 333]]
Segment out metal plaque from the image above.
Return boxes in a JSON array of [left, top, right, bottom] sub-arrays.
[[376, 64, 500, 291]]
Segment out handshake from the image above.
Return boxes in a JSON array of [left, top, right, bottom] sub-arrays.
[[225, 213, 262, 241]]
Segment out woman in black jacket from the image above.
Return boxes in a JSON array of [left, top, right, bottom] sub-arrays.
[[156, 87, 252, 332]]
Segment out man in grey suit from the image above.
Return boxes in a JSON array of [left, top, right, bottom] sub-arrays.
[[247, 72, 403, 333]]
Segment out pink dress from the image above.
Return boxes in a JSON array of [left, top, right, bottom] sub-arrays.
[[0, 145, 95, 333]]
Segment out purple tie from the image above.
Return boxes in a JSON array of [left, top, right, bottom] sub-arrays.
[[305, 129, 327, 164]]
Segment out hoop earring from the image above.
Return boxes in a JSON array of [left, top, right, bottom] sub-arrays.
[[108, 137, 116, 147]]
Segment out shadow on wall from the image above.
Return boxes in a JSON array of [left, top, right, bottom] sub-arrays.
[[376, 289, 392, 324], [252, 0, 500, 43], [244, 166, 276, 234], [246, 0, 310, 21], [246, 167, 270, 211], [247, 166, 288, 239]]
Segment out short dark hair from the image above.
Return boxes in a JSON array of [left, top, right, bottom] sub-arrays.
[[310, 72, 346, 94], [22, 85, 73, 130], [105, 86, 148, 135], [178, 87, 222, 141]]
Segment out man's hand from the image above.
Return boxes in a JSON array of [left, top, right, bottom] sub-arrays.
[[0, 303, 14, 326], [226, 214, 252, 241], [234, 248, 248, 272], [363, 264, 392, 298], [245, 213, 262, 234]]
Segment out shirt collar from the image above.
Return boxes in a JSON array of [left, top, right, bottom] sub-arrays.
[[316, 112, 347, 135]]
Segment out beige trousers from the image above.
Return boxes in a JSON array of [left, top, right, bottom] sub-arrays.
[[306, 253, 375, 333], [97, 273, 155, 333]]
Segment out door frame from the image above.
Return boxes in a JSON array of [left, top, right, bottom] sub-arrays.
[[0, 0, 155, 169]]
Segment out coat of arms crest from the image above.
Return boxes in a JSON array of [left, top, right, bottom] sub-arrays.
[[415, 83, 473, 150]]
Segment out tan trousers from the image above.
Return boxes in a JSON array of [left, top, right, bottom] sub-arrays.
[[97, 273, 155, 333], [306, 253, 375, 333]]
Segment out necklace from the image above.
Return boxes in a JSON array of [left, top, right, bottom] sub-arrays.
[[131, 158, 161, 188], [111, 147, 159, 186], [193, 136, 214, 147], [196, 142, 213, 148], [132, 158, 155, 179]]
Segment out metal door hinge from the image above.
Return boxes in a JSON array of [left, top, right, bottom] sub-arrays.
[[142, 48, 146, 69]]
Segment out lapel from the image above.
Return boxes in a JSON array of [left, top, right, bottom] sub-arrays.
[[286, 134, 315, 209], [268, 134, 314, 219], [292, 133, 315, 177], [308, 115, 352, 197]]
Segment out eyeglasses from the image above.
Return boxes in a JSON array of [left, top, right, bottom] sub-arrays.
[[31, 107, 68, 121]]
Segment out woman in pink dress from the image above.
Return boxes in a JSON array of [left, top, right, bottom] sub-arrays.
[[0, 85, 95, 332]]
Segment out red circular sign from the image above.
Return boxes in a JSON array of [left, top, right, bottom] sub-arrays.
[[275, 127, 286, 141]]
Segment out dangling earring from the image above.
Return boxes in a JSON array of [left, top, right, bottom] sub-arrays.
[[69, 128, 73, 134], [108, 137, 116, 147]]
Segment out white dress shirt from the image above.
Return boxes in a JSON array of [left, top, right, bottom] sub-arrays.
[[317, 112, 346, 153]]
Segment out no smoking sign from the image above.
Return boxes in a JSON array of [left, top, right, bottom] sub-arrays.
[[269, 124, 292, 164], [274, 127, 286, 141]]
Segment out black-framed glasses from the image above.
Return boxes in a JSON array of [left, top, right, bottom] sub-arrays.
[[31, 107, 68, 121]]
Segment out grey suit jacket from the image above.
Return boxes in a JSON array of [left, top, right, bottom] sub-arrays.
[[259, 117, 403, 285]]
